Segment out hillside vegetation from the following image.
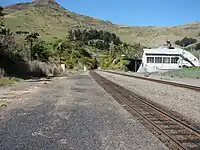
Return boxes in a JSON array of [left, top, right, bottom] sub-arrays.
[[3, 0, 200, 47], [1, 1, 143, 79], [1, 0, 200, 79]]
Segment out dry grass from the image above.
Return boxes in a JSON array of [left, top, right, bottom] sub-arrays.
[[4, 2, 200, 47], [28, 60, 63, 77]]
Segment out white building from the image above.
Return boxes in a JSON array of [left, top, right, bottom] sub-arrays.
[[137, 44, 200, 73]]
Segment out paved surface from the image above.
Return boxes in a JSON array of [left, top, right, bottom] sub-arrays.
[[0, 72, 167, 150]]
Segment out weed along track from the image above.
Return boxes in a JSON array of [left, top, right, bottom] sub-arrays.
[[90, 71, 200, 150]]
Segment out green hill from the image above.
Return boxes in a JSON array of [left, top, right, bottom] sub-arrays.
[[3, 0, 200, 47]]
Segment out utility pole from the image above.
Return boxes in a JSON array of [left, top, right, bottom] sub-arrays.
[[109, 41, 114, 57]]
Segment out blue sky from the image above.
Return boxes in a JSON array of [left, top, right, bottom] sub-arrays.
[[1, 0, 200, 26]]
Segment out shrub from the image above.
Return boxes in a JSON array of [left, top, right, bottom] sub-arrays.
[[195, 43, 200, 50], [111, 57, 129, 71], [28, 60, 49, 77], [32, 40, 53, 62], [28, 60, 62, 77], [86, 58, 98, 69], [52, 65, 62, 76], [66, 59, 77, 69], [100, 56, 114, 69]]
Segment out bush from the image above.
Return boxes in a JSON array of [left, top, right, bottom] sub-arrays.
[[66, 59, 77, 69], [110, 57, 129, 71], [28, 60, 62, 77], [100, 56, 114, 69], [32, 40, 53, 62], [0, 49, 62, 78], [85, 58, 98, 69], [52, 65, 62, 76], [195, 43, 200, 50], [28, 60, 50, 77]]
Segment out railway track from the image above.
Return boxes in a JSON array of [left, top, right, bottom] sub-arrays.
[[100, 70, 200, 92], [90, 71, 200, 150]]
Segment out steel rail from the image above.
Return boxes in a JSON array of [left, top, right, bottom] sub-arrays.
[[100, 70, 200, 92], [91, 71, 200, 150]]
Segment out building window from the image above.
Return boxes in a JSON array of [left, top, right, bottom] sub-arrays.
[[163, 57, 170, 63], [147, 57, 154, 63], [155, 57, 162, 63], [171, 57, 179, 64]]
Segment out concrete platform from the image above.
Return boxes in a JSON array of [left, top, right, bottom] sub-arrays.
[[0, 72, 167, 150]]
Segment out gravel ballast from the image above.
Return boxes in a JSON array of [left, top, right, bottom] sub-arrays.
[[0, 71, 167, 150], [98, 71, 200, 126], [110, 70, 200, 87]]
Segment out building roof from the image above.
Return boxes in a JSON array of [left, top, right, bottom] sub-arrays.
[[143, 46, 185, 55]]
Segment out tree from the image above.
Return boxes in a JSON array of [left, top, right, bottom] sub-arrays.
[[113, 36, 122, 45], [53, 39, 68, 65], [99, 30, 104, 40], [25, 32, 40, 61], [103, 41, 110, 50], [95, 41, 104, 50], [68, 29, 74, 41], [16, 31, 30, 35], [103, 31, 111, 43], [78, 48, 91, 58], [81, 29, 87, 42], [195, 43, 200, 50], [0, 6, 5, 26], [0, 6, 13, 55], [32, 40, 52, 62], [0, 6, 9, 43], [74, 29, 81, 41]]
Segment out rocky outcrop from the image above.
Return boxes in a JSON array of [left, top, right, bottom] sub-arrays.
[[32, 0, 57, 4]]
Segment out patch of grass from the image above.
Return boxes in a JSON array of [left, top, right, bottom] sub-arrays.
[[0, 77, 21, 86], [162, 67, 200, 79]]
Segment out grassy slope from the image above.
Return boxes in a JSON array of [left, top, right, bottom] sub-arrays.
[[3, 2, 200, 47], [5, 4, 71, 40]]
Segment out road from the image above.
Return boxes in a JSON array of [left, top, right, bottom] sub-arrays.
[[0, 71, 167, 150]]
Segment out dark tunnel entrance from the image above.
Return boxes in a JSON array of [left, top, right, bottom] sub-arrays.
[[124, 58, 142, 72]]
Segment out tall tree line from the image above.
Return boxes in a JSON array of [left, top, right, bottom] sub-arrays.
[[68, 29, 122, 50]]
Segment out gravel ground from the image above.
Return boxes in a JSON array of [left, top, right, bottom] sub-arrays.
[[0, 71, 167, 150], [145, 73, 200, 87], [106, 70, 200, 87], [98, 71, 200, 126]]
